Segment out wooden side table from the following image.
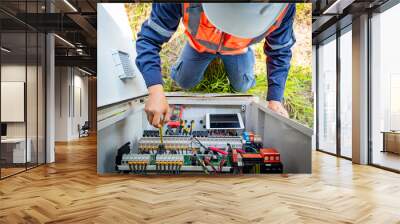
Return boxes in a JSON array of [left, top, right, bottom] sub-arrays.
[[382, 131, 400, 154]]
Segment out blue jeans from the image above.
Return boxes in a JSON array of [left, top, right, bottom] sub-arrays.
[[171, 43, 256, 92]]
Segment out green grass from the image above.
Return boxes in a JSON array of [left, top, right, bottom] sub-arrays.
[[189, 59, 235, 93], [283, 66, 313, 127]]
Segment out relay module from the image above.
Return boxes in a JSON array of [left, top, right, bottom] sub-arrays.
[[115, 105, 283, 174]]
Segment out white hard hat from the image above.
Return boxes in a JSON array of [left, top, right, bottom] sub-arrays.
[[202, 3, 288, 39]]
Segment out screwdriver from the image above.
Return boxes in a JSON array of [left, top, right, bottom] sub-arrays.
[[159, 125, 164, 145], [158, 117, 166, 154]]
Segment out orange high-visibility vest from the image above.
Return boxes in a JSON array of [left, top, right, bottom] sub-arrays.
[[182, 3, 289, 55]]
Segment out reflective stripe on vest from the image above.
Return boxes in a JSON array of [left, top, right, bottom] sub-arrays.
[[186, 3, 202, 37], [182, 3, 289, 55]]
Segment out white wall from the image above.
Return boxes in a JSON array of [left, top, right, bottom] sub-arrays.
[[72, 73, 89, 138], [55, 67, 89, 141], [55, 67, 68, 141], [1, 65, 26, 138], [1, 63, 46, 164], [1, 65, 40, 138]]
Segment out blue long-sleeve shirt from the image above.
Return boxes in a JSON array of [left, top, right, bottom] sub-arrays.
[[136, 3, 296, 102]]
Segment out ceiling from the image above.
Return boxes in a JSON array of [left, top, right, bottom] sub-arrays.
[[312, 0, 391, 44], [0, 0, 97, 74]]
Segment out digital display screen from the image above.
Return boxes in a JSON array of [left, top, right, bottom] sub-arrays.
[[209, 114, 241, 129]]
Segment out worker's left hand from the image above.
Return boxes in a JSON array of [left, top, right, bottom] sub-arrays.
[[267, 100, 289, 118]]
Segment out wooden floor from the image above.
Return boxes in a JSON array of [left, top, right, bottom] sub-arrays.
[[1, 135, 400, 224], [1, 167, 26, 178]]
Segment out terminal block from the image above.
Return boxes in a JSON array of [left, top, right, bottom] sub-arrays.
[[139, 136, 192, 154], [138, 136, 243, 154], [121, 154, 151, 174], [155, 154, 184, 174]]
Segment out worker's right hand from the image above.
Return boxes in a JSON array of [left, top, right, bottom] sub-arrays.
[[145, 84, 170, 128]]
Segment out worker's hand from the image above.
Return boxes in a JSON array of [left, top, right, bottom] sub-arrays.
[[267, 100, 289, 118], [145, 84, 170, 128]]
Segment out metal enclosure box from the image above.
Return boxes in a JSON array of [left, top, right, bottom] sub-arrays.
[[97, 94, 313, 174]]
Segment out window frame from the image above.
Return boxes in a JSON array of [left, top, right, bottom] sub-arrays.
[[367, 1, 400, 173], [315, 25, 352, 160]]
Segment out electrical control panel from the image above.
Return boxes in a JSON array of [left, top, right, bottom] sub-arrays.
[[115, 104, 283, 175]]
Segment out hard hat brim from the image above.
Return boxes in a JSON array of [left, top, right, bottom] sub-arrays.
[[202, 3, 288, 39]]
